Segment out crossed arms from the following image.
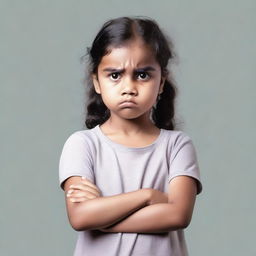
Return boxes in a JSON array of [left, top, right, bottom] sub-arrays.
[[62, 175, 197, 233]]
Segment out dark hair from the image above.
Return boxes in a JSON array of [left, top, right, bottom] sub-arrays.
[[82, 16, 181, 130]]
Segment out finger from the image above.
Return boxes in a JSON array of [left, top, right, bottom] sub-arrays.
[[68, 185, 100, 197], [69, 197, 87, 203], [67, 189, 100, 199], [80, 177, 101, 194], [66, 189, 74, 196], [67, 191, 97, 199], [68, 192, 98, 201], [69, 184, 101, 197], [77, 176, 102, 195], [80, 182, 101, 194]]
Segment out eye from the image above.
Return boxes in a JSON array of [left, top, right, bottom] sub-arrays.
[[109, 72, 121, 81], [137, 72, 150, 81]]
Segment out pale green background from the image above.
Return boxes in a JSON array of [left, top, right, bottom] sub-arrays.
[[1, 0, 255, 255]]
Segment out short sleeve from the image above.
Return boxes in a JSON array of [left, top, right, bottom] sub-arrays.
[[58, 132, 94, 191], [168, 133, 203, 195]]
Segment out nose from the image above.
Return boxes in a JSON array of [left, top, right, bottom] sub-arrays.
[[121, 76, 138, 96]]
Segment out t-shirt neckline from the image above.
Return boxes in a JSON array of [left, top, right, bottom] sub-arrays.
[[94, 124, 164, 151]]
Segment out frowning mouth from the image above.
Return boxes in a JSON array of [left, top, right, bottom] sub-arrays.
[[119, 100, 137, 108]]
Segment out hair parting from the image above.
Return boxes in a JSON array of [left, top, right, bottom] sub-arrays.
[[81, 16, 182, 130]]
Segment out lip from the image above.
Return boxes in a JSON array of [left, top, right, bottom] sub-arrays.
[[119, 100, 137, 107]]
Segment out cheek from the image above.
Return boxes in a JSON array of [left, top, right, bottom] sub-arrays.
[[99, 87, 117, 106], [142, 84, 159, 98]]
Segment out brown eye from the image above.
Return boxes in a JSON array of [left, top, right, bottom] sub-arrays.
[[137, 72, 150, 80], [110, 72, 120, 80]]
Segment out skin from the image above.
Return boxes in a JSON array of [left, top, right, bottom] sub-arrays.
[[62, 37, 198, 233], [64, 176, 197, 233], [92, 36, 166, 145]]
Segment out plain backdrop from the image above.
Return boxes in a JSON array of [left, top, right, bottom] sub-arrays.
[[1, 0, 255, 255]]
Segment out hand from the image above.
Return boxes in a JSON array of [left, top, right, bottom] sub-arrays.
[[147, 188, 168, 206], [66, 177, 102, 203]]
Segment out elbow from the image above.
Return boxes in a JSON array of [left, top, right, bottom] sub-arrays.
[[71, 220, 101, 232], [71, 222, 85, 232], [69, 217, 87, 231], [166, 201, 194, 230], [68, 208, 91, 231], [68, 209, 99, 231], [168, 210, 192, 230], [176, 215, 192, 229], [178, 219, 191, 229], [70, 218, 95, 231], [66, 200, 96, 231]]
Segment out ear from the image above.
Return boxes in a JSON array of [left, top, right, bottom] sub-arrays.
[[92, 74, 101, 94], [159, 76, 166, 94]]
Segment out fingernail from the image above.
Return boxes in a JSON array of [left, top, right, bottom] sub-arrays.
[[67, 189, 73, 194], [81, 176, 86, 180]]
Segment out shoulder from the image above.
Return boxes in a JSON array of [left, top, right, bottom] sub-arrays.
[[162, 129, 193, 146], [161, 129, 199, 159], [61, 128, 98, 152], [65, 127, 97, 143]]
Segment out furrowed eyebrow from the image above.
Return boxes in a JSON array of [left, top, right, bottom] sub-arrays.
[[135, 66, 156, 72], [102, 68, 124, 73], [102, 66, 156, 73]]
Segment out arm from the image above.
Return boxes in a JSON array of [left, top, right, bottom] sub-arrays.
[[63, 176, 151, 231], [100, 176, 198, 233]]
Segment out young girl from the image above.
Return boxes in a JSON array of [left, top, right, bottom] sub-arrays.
[[59, 16, 202, 256]]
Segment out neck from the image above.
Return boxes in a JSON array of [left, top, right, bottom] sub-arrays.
[[104, 110, 157, 136]]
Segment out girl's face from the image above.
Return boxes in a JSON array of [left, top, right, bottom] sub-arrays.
[[92, 37, 165, 121]]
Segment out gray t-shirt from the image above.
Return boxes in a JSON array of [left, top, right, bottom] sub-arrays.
[[59, 124, 203, 256]]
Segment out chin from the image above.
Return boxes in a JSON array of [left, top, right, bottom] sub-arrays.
[[120, 112, 147, 120]]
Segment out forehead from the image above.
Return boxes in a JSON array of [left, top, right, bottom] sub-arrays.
[[99, 39, 159, 69]]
